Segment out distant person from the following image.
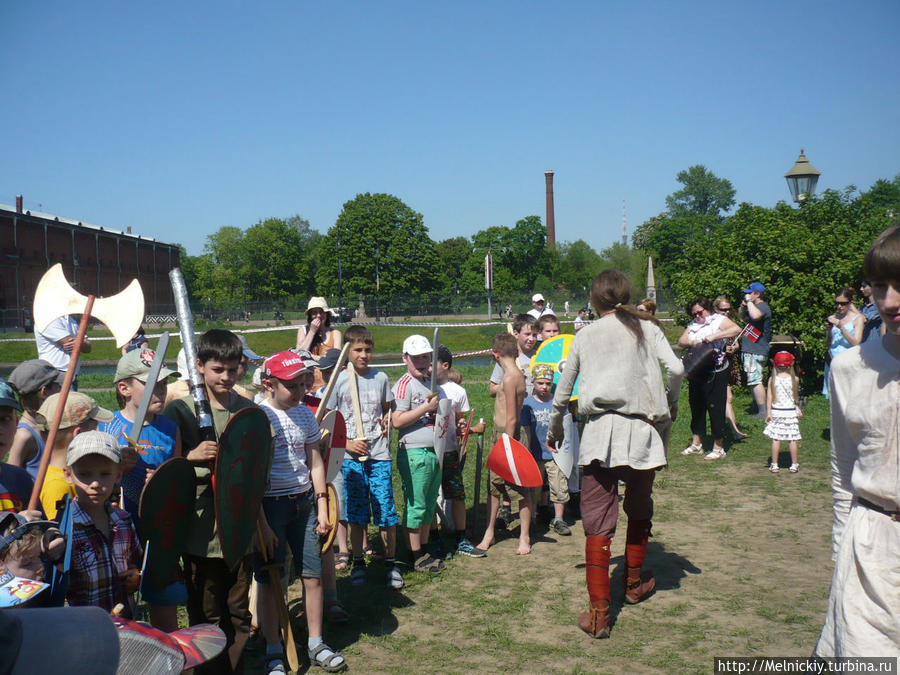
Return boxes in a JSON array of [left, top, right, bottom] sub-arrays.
[[34, 315, 91, 390], [527, 294, 554, 320], [564, 300, 570, 317], [739, 282, 772, 419], [815, 224, 900, 657], [713, 296, 747, 440], [823, 287, 864, 399], [297, 297, 344, 389], [636, 298, 657, 316], [859, 280, 883, 343], [574, 308, 588, 331]]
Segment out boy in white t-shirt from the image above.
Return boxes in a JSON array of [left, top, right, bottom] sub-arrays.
[[257, 351, 345, 674]]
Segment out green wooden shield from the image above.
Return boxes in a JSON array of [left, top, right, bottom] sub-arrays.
[[138, 457, 196, 591], [215, 407, 273, 569]]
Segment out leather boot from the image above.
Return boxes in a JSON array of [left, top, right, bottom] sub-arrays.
[[624, 519, 655, 604], [578, 535, 611, 638]]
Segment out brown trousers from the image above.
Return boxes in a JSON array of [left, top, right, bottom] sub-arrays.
[[580, 462, 655, 539], [184, 554, 252, 674]]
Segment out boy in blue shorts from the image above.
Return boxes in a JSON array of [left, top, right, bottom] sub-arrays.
[[325, 325, 401, 589], [392, 335, 444, 573], [98, 347, 184, 631]]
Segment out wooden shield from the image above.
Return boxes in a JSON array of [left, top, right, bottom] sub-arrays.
[[486, 433, 543, 488], [552, 412, 578, 479], [318, 410, 343, 484], [531, 334, 580, 401], [320, 483, 339, 554], [215, 407, 273, 569], [138, 457, 196, 591], [433, 398, 454, 468]]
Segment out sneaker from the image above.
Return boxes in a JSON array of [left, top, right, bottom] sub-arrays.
[[551, 518, 572, 536], [703, 447, 725, 461], [428, 539, 450, 561], [413, 553, 444, 574], [266, 655, 287, 675], [681, 443, 703, 455], [350, 563, 366, 585], [789, 463, 800, 473], [456, 539, 487, 557], [769, 463, 780, 473], [386, 565, 404, 589]]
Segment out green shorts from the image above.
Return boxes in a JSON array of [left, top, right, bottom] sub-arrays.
[[397, 445, 441, 529]]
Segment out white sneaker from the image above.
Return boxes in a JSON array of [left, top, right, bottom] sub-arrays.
[[387, 565, 404, 589], [789, 463, 800, 473], [681, 444, 703, 455], [769, 463, 780, 473], [703, 447, 725, 461]]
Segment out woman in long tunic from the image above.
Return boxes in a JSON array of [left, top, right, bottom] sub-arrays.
[[546, 270, 684, 639], [815, 225, 900, 657]]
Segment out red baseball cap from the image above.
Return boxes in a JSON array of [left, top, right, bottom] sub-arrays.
[[263, 351, 315, 380], [773, 351, 795, 368]]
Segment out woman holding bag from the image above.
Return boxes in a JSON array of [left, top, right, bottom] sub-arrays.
[[678, 296, 741, 460]]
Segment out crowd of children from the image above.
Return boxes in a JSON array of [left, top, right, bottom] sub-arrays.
[[0, 304, 819, 671]]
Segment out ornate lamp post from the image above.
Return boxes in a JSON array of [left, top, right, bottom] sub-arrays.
[[784, 148, 821, 203]]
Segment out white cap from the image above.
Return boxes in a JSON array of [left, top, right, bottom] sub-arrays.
[[532, 293, 545, 303], [402, 334, 432, 356], [66, 430, 122, 466]]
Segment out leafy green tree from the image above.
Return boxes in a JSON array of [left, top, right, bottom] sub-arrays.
[[860, 174, 900, 213], [550, 240, 602, 295], [597, 242, 649, 296], [665, 165, 736, 218], [315, 193, 441, 298], [631, 212, 714, 284], [669, 189, 894, 387], [436, 236, 472, 295]]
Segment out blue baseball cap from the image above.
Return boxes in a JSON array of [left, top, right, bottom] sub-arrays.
[[0, 381, 21, 411], [742, 282, 766, 294]]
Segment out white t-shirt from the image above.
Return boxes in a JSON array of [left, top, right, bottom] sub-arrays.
[[259, 399, 322, 496], [35, 315, 80, 373], [439, 380, 470, 453]]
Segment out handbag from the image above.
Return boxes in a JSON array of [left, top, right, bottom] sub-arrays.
[[682, 342, 717, 381]]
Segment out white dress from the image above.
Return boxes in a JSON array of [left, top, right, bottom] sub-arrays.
[[762, 375, 801, 441], [814, 336, 900, 657]]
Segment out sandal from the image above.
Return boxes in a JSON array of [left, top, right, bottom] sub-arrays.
[[703, 447, 726, 461], [681, 443, 703, 456], [309, 642, 347, 672], [334, 552, 350, 571]]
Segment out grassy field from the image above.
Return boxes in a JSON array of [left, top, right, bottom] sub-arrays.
[[4, 324, 833, 673]]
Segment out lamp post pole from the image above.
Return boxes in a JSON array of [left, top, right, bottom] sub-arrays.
[[336, 239, 343, 320]]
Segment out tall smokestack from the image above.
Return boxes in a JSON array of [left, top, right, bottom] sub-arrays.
[[15, 195, 23, 213], [544, 170, 555, 248]]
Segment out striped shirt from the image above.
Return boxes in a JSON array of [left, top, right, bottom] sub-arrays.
[[259, 400, 322, 496], [393, 373, 444, 448]]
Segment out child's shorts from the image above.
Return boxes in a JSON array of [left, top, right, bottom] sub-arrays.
[[397, 446, 441, 529], [141, 568, 188, 606], [541, 459, 570, 504], [440, 450, 466, 501], [253, 491, 321, 581], [342, 458, 399, 528]]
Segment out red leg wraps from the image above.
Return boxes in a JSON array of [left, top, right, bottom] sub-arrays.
[[625, 519, 652, 569], [580, 535, 612, 638]]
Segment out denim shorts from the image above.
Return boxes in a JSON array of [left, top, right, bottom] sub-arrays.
[[253, 491, 322, 581], [742, 353, 767, 386], [342, 458, 400, 527]]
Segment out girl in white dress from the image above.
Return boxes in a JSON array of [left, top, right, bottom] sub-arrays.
[[763, 351, 802, 473]]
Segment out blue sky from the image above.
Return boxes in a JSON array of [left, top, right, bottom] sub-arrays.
[[2, 2, 898, 255]]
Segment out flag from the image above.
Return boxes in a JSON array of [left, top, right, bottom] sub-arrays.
[[740, 324, 761, 343]]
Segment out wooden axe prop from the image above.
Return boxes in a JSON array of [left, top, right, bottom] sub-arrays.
[[28, 264, 144, 511]]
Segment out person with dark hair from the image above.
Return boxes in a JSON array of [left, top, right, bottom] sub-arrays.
[[678, 295, 741, 460], [739, 281, 772, 419], [815, 224, 900, 657], [636, 298, 657, 316], [546, 269, 683, 639], [297, 298, 344, 390], [859, 280, 883, 343], [823, 287, 864, 399], [713, 296, 747, 440]]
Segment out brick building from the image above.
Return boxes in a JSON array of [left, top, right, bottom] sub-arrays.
[[0, 198, 180, 332]]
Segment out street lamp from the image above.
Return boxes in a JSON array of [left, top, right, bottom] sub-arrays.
[[784, 148, 821, 203]]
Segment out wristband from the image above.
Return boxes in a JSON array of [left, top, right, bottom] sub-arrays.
[[316, 492, 328, 500]]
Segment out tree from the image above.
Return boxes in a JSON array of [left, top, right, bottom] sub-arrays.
[[665, 165, 736, 219], [631, 212, 714, 284], [315, 193, 442, 299], [436, 236, 472, 295], [860, 174, 900, 213]]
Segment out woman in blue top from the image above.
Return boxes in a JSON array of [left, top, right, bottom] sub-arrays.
[[823, 287, 864, 398]]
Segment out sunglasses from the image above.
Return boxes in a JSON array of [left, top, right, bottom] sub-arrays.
[[717, 306, 732, 312], [836, 300, 850, 306], [692, 309, 705, 317]]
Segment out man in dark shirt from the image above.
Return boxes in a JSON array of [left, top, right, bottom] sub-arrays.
[[740, 282, 772, 419]]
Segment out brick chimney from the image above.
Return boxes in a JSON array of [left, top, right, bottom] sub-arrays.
[[15, 195, 23, 213], [544, 171, 555, 248]]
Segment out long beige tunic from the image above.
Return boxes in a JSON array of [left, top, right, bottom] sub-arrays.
[[815, 336, 900, 657], [548, 315, 684, 471]]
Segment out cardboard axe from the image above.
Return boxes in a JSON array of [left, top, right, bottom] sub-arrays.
[[28, 264, 144, 511]]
